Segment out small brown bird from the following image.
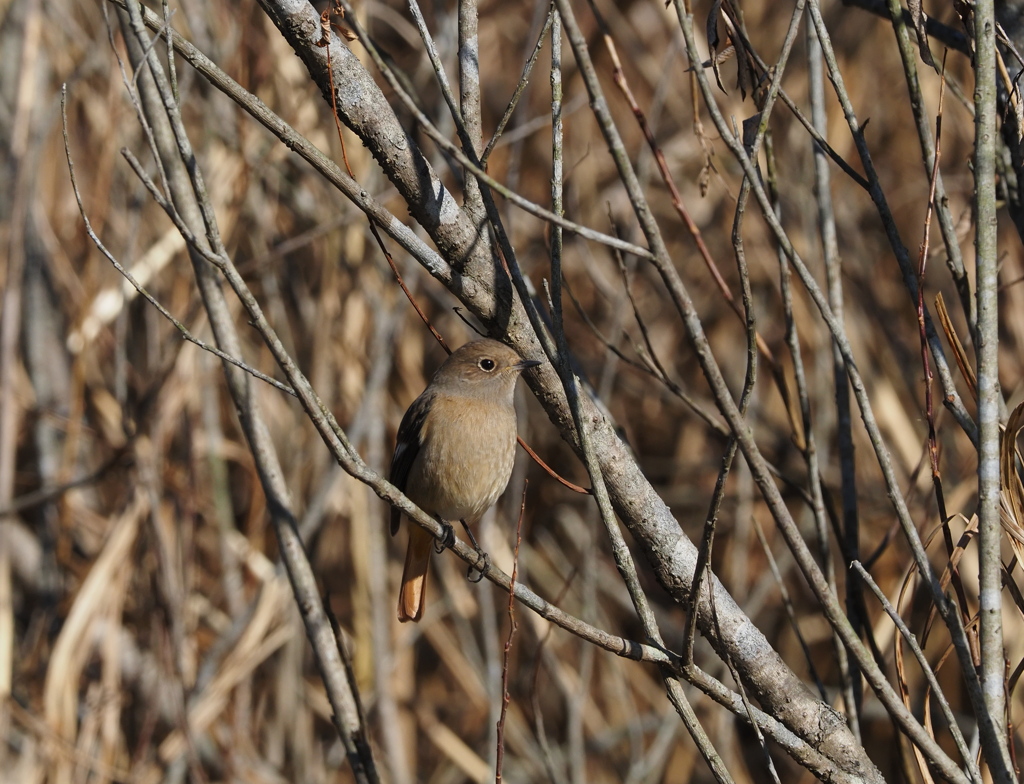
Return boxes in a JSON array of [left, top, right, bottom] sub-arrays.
[[389, 338, 540, 623]]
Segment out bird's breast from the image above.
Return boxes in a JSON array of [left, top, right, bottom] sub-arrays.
[[405, 399, 518, 523]]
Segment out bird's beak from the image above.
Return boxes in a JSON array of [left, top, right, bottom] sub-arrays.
[[514, 358, 543, 372]]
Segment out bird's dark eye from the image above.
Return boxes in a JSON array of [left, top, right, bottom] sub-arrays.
[[479, 358, 496, 371]]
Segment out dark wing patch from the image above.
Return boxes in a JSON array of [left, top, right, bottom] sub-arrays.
[[389, 391, 432, 536]]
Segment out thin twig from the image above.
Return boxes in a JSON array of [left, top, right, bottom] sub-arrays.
[[481, 6, 555, 164]]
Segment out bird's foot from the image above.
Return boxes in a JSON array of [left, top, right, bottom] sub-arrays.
[[460, 520, 490, 582], [467, 548, 490, 582], [434, 518, 456, 553]]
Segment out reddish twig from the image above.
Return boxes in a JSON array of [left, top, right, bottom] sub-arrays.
[[914, 56, 971, 628], [317, 2, 353, 176], [495, 481, 526, 783], [916, 53, 947, 520], [517, 436, 588, 495], [378, 227, 451, 353]]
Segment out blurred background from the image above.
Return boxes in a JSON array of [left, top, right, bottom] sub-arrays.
[[2, 0, 1022, 781]]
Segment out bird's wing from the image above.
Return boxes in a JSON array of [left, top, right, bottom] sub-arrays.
[[389, 390, 432, 536]]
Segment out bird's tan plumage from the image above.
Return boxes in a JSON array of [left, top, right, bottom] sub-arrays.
[[389, 338, 539, 622]]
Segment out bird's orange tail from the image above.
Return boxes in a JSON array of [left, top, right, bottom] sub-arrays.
[[398, 526, 433, 622]]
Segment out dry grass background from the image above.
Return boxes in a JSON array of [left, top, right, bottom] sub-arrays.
[[2, 0, 1024, 781]]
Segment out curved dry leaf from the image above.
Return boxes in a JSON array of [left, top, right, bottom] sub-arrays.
[[1000, 401, 1024, 561], [935, 292, 977, 400]]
